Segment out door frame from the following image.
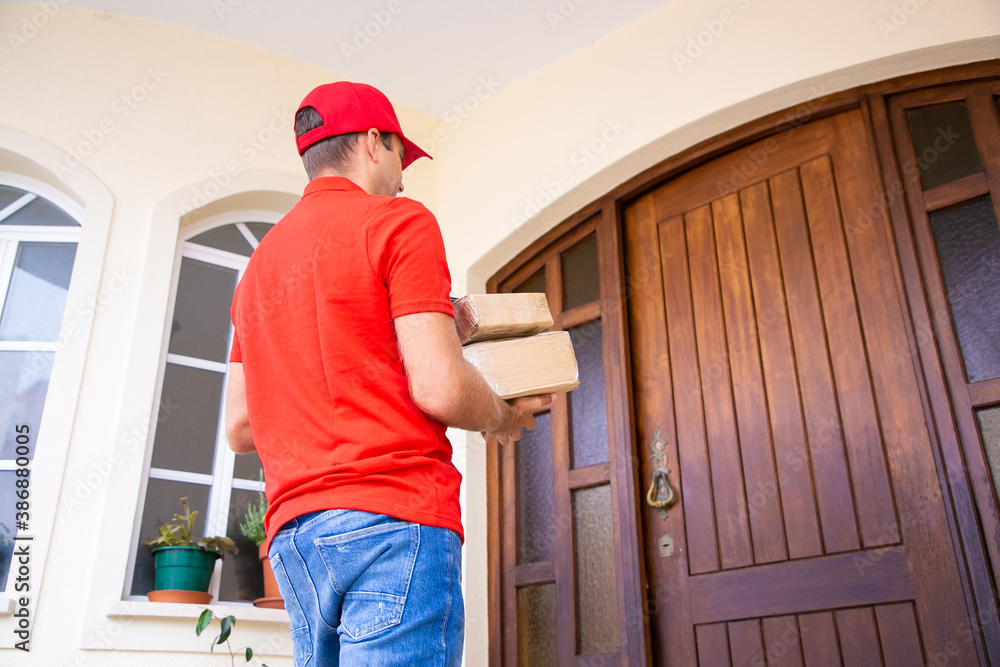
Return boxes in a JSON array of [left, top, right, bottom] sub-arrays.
[[487, 59, 1000, 665]]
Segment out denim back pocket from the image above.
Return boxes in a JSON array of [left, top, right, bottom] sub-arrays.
[[314, 521, 420, 640], [269, 551, 313, 665]]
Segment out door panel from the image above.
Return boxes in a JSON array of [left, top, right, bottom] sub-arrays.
[[625, 109, 979, 665]]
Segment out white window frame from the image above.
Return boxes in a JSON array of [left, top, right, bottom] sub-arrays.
[[124, 211, 279, 604], [0, 175, 82, 594]]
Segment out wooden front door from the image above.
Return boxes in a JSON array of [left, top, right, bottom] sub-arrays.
[[624, 108, 981, 665]]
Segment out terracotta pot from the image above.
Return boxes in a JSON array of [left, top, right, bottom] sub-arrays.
[[253, 542, 284, 609], [147, 589, 213, 604]]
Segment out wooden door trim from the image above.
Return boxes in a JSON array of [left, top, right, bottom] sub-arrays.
[[610, 94, 865, 206], [871, 87, 1000, 667], [488, 202, 649, 665], [598, 197, 652, 666], [487, 60, 1000, 666], [922, 172, 991, 211], [688, 546, 914, 624], [971, 378, 1000, 407], [880, 76, 1000, 664], [606, 60, 1000, 209], [489, 201, 603, 291]]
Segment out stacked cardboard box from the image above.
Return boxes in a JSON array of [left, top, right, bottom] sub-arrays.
[[455, 293, 580, 399]]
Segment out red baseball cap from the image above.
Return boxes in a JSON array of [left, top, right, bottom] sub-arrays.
[[295, 81, 431, 169]]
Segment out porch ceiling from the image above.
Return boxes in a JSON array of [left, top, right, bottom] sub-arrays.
[[58, 0, 670, 119]]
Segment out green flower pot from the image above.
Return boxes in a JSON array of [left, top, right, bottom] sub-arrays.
[[151, 546, 220, 592]]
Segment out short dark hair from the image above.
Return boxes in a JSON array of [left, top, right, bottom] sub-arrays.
[[295, 106, 395, 180]]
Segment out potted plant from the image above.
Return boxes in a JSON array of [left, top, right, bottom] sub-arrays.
[[238, 486, 283, 609], [144, 496, 237, 604]]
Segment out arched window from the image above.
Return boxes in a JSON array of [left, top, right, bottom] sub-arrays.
[[126, 217, 275, 603], [0, 179, 81, 591]]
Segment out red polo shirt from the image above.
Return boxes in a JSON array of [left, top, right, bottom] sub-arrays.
[[230, 177, 461, 548]]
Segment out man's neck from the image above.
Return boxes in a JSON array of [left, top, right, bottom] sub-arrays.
[[313, 167, 378, 196]]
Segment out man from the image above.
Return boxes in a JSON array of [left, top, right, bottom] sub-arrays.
[[225, 81, 551, 666]]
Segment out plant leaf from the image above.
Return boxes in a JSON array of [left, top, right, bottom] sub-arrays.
[[218, 615, 233, 644], [245, 647, 253, 661], [195, 609, 213, 636]]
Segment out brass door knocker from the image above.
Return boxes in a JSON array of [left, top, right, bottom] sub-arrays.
[[646, 428, 677, 520]]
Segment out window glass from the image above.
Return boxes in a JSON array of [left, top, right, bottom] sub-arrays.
[[561, 233, 599, 310], [516, 412, 554, 564], [133, 220, 275, 603], [906, 102, 984, 190], [245, 222, 274, 243], [0, 242, 77, 341], [568, 320, 608, 469], [0, 193, 78, 226], [0, 183, 79, 598], [233, 449, 264, 481], [929, 195, 1000, 382], [220, 486, 265, 603], [189, 225, 254, 256], [513, 268, 546, 297], [168, 258, 238, 362], [517, 583, 558, 666], [573, 483, 620, 655], [977, 405, 1000, 505], [0, 471, 18, 590], [150, 364, 224, 475], [0, 186, 25, 211], [0, 352, 53, 459]]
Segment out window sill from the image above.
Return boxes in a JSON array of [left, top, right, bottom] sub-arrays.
[[0, 597, 16, 615], [106, 599, 289, 624]]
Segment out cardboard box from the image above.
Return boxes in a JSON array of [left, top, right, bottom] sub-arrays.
[[463, 331, 580, 399], [454, 293, 554, 345]]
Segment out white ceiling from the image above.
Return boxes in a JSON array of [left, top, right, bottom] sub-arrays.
[[52, 0, 670, 118]]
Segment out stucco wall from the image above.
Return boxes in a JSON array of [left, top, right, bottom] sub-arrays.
[[434, 2, 998, 665], [0, 1, 997, 665], [0, 6, 435, 664]]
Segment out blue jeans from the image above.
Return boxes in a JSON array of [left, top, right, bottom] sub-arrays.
[[268, 509, 464, 666]]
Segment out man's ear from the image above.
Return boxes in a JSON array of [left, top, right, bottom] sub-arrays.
[[364, 128, 382, 163]]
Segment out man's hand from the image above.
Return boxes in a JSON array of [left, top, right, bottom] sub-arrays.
[[395, 312, 557, 437], [482, 393, 556, 446]]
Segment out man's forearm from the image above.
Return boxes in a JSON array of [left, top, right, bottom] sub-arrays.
[[446, 358, 519, 433], [395, 311, 542, 438], [225, 362, 256, 453], [413, 354, 518, 434]]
